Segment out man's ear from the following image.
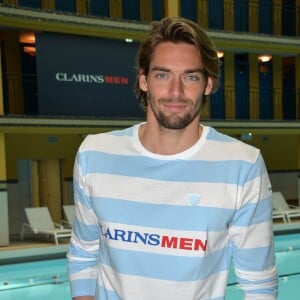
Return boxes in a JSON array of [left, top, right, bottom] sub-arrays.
[[139, 71, 148, 92], [204, 77, 213, 95]]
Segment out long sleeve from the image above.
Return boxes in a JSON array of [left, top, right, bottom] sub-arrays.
[[229, 152, 278, 299], [67, 150, 100, 298]]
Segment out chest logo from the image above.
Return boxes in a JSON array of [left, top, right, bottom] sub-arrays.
[[187, 193, 202, 206]]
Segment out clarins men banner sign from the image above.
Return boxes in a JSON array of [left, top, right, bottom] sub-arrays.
[[36, 32, 143, 118]]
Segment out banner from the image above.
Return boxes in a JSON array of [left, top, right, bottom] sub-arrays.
[[36, 32, 144, 118]]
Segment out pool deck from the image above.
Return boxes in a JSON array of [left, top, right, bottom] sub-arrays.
[[0, 239, 69, 264], [273, 222, 300, 234]]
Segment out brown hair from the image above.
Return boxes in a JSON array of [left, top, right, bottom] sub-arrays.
[[135, 17, 221, 110]]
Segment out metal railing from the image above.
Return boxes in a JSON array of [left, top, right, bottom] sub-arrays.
[[1, 0, 299, 37]]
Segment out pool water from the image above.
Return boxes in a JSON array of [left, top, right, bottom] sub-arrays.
[[0, 233, 299, 300], [0, 281, 70, 300], [0, 259, 71, 300]]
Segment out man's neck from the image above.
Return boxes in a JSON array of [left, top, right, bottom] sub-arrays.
[[138, 122, 202, 155]]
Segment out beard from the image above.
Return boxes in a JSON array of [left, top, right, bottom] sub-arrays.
[[147, 93, 203, 130]]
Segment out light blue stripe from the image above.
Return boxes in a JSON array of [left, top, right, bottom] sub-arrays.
[[73, 219, 99, 242], [242, 288, 277, 295], [206, 127, 237, 142], [93, 197, 233, 231], [233, 246, 275, 271], [78, 151, 259, 185], [231, 197, 272, 227], [237, 274, 277, 285], [68, 243, 97, 261], [100, 246, 230, 281]]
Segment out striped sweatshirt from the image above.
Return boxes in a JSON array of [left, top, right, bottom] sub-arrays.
[[67, 123, 278, 300]]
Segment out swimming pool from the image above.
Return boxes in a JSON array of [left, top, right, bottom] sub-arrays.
[[0, 258, 70, 299], [0, 230, 299, 299]]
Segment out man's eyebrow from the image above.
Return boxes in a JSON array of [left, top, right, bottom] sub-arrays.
[[150, 66, 205, 74], [150, 66, 170, 72], [184, 68, 205, 74]]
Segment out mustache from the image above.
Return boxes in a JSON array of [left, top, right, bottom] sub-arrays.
[[158, 97, 191, 104]]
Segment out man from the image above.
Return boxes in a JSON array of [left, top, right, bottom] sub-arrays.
[[68, 17, 278, 299]]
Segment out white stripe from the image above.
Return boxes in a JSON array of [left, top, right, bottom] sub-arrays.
[[74, 200, 99, 225], [98, 263, 228, 300], [80, 132, 136, 155], [230, 222, 273, 248], [86, 173, 241, 209], [100, 222, 228, 257], [69, 267, 97, 281], [235, 265, 277, 282], [244, 295, 276, 300], [236, 266, 277, 299], [202, 138, 258, 162], [80, 125, 259, 163], [81, 125, 206, 160], [70, 234, 99, 253], [241, 172, 272, 206]]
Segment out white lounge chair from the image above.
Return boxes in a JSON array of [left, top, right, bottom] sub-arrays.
[[62, 205, 75, 228], [21, 207, 72, 245], [272, 192, 300, 223], [272, 210, 287, 223]]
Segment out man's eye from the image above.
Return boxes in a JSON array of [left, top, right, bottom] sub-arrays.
[[185, 75, 200, 81], [155, 73, 168, 79]]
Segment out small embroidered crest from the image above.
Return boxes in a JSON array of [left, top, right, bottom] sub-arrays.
[[187, 193, 202, 206]]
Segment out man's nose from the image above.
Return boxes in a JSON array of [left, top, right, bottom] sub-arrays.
[[169, 77, 184, 98]]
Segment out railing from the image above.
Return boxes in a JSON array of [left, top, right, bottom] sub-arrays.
[[1, 0, 299, 37]]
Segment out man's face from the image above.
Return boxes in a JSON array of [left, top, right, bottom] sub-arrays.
[[139, 42, 213, 130]]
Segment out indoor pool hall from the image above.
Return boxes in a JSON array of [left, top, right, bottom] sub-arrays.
[[1, 0, 300, 299]]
